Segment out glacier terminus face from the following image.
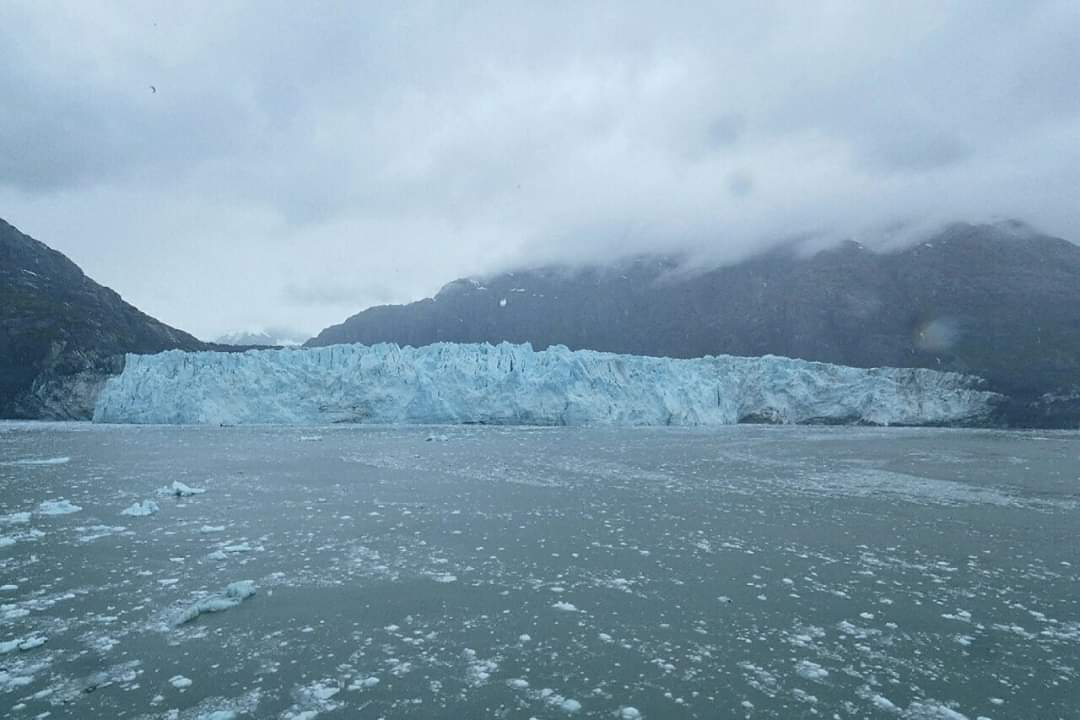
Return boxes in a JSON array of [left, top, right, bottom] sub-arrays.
[[92, 342, 1001, 426]]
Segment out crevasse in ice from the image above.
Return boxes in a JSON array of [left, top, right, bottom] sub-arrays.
[[92, 342, 999, 426]]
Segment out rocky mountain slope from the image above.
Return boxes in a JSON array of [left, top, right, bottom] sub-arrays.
[[0, 218, 210, 419], [309, 222, 1080, 426]]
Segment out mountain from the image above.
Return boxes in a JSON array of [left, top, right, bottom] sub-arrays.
[[0, 218, 211, 419], [308, 222, 1080, 426], [214, 328, 306, 347]]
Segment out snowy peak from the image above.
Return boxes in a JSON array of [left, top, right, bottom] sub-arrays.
[[213, 328, 307, 348]]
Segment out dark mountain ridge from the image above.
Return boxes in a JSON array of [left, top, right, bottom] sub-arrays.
[[309, 222, 1080, 426], [0, 218, 212, 418]]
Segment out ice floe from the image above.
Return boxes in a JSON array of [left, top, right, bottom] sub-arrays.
[[171, 580, 257, 626], [37, 499, 82, 515], [121, 499, 160, 516]]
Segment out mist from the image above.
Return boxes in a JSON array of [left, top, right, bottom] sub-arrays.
[[2, 1, 1078, 339]]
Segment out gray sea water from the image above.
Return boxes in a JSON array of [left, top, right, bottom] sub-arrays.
[[1, 423, 1078, 719]]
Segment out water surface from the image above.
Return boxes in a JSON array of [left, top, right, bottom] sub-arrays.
[[1, 423, 1078, 718]]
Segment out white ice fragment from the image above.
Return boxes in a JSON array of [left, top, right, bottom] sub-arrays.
[[16, 636, 46, 651], [0, 456, 69, 466], [0, 512, 31, 525], [173, 581, 256, 625], [221, 543, 253, 553], [552, 601, 578, 612], [160, 481, 206, 497], [870, 694, 899, 712], [37, 499, 82, 515], [619, 708, 642, 720], [121, 500, 160, 516], [795, 660, 829, 681], [560, 698, 582, 713], [169, 675, 193, 688]]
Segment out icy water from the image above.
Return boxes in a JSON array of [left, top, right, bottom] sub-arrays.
[[1, 424, 1078, 720]]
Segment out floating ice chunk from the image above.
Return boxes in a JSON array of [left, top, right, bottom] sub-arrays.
[[37, 499, 82, 515], [173, 581, 256, 626], [347, 675, 380, 690], [0, 456, 69, 466], [17, 636, 46, 651], [508, 678, 529, 689], [906, 701, 971, 720], [221, 543, 253, 553], [619, 708, 642, 720], [426, 434, 450, 442], [121, 500, 160, 516], [0, 512, 31, 525], [160, 481, 206, 497], [552, 601, 578, 612], [284, 680, 343, 718], [536, 689, 582, 714], [795, 660, 829, 681], [200, 525, 226, 533], [431, 573, 457, 583], [169, 675, 193, 688], [2, 606, 29, 621], [560, 698, 582, 713], [870, 694, 899, 712], [199, 712, 236, 720]]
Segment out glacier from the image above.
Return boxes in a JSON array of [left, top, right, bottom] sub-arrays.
[[92, 342, 1001, 426]]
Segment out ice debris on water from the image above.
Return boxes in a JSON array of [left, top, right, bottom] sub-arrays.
[[172, 581, 256, 626], [121, 500, 160, 516], [0, 456, 70, 466], [37, 499, 82, 515], [158, 481, 206, 497], [93, 341, 999, 426], [282, 680, 342, 718], [169, 674, 193, 688], [0, 635, 46, 653], [795, 659, 830, 681]]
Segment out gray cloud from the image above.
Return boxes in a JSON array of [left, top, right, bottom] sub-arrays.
[[1, 1, 1078, 339]]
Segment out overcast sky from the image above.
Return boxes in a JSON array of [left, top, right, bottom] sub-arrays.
[[2, 1, 1078, 340]]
